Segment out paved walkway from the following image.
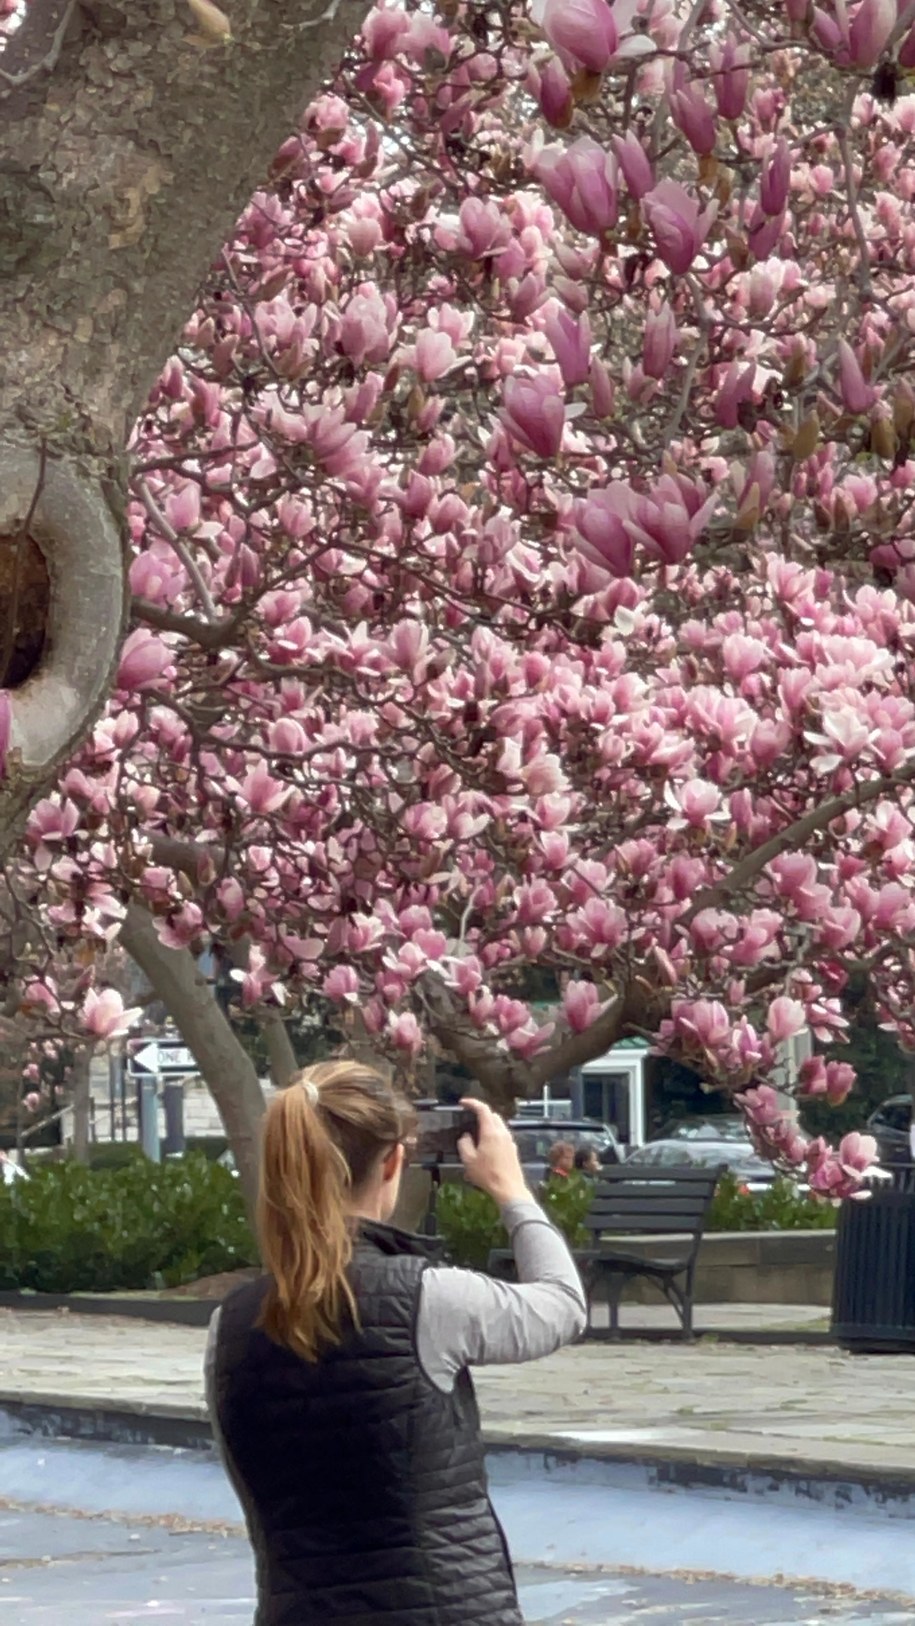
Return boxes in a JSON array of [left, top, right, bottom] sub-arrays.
[[5, 1508, 912, 1626], [0, 1306, 908, 1483]]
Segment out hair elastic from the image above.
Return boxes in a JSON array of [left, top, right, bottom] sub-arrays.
[[301, 1079, 320, 1107]]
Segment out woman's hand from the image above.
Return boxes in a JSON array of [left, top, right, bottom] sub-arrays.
[[457, 1099, 530, 1207]]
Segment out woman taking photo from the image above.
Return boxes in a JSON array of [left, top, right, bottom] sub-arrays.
[[206, 1059, 586, 1626]]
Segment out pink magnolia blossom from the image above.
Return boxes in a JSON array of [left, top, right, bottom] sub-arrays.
[[534, 139, 619, 238], [798, 1056, 856, 1107], [642, 304, 678, 381], [671, 998, 733, 1053], [82, 988, 141, 1041], [563, 980, 606, 1033], [710, 35, 750, 119], [642, 179, 718, 275], [838, 1131, 877, 1174], [117, 630, 173, 693], [766, 996, 807, 1044], [847, 0, 896, 66], [836, 339, 876, 415], [163, 483, 201, 533], [574, 487, 635, 576], [536, 57, 573, 129], [670, 79, 716, 157], [539, 0, 618, 75], [413, 328, 457, 383], [22, 980, 59, 1014], [543, 304, 592, 386], [760, 138, 791, 217], [611, 132, 654, 200], [501, 374, 566, 457], [388, 1010, 423, 1054], [624, 473, 716, 566]]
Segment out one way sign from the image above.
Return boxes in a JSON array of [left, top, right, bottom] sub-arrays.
[[127, 1038, 196, 1077]]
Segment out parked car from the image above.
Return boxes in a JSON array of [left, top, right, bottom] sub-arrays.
[[656, 1115, 751, 1144], [509, 1118, 621, 1183], [627, 1135, 779, 1194], [866, 1096, 912, 1171]]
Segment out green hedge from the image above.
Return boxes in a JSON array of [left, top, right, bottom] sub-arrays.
[[0, 1153, 256, 1293], [0, 1157, 838, 1296], [708, 1172, 837, 1232], [437, 1171, 837, 1268]]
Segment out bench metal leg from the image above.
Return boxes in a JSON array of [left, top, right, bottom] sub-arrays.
[[659, 1268, 695, 1340], [606, 1274, 627, 1339]]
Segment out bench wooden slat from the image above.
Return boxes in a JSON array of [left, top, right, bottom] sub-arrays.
[[592, 1164, 723, 1182], [576, 1164, 721, 1340], [584, 1216, 709, 1236], [586, 1195, 712, 1216]]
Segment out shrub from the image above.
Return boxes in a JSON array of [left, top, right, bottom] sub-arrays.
[[0, 1153, 256, 1293], [707, 1173, 838, 1234], [437, 1173, 594, 1267], [436, 1183, 506, 1270], [436, 1171, 836, 1269]]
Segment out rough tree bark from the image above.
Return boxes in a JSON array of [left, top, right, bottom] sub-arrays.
[[259, 1014, 299, 1089], [120, 900, 266, 1221], [0, 0, 367, 850]]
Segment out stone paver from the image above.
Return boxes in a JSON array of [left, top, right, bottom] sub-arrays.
[[0, 1308, 909, 1482]]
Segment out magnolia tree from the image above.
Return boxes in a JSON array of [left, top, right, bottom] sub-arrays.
[[0, 0, 371, 849], [9, 0, 915, 1210]]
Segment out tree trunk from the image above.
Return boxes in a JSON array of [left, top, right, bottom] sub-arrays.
[[0, 0, 368, 849], [260, 1014, 298, 1089], [120, 901, 266, 1221], [69, 1046, 92, 1164]]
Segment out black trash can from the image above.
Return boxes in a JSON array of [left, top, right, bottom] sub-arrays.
[[833, 1182, 915, 1352]]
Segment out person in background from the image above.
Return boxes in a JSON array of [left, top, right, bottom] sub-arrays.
[[546, 1140, 575, 1180], [206, 1061, 586, 1625], [573, 1145, 601, 1178]]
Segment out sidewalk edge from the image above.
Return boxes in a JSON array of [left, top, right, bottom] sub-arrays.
[[3, 1392, 915, 1512]]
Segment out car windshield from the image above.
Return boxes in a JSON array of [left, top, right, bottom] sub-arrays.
[[512, 1124, 614, 1160], [635, 1140, 768, 1174], [662, 1117, 749, 1142]]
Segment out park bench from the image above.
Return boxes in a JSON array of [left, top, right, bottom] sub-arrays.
[[488, 1162, 722, 1339]]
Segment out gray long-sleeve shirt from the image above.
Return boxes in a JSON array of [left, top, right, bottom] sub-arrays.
[[205, 1197, 586, 1403]]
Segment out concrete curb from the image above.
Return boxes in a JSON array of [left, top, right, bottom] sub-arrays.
[[0, 1292, 217, 1327], [3, 1391, 915, 1517], [0, 1292, 834, 1345]]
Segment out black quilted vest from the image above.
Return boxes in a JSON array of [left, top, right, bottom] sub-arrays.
[[212, 1222, 523, 1626]]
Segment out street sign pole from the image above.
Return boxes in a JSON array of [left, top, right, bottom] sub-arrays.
[[162, 1081, 186, 1157], [137, 1070, 161, 1163]]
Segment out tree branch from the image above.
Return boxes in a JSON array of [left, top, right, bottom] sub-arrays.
[[135, 478, 218, 622], [133, 599, 244, 651], [419, 976, 629, 1110], [119, 900, 266, 1222], [687, 762, 915, 919]]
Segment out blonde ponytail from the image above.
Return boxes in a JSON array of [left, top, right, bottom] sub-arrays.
[[257, 1061, 412, 1361]]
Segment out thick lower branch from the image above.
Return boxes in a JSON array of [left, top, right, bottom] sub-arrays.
[[420, 978, 629, 1112], [120, 900, 265, 1223]]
